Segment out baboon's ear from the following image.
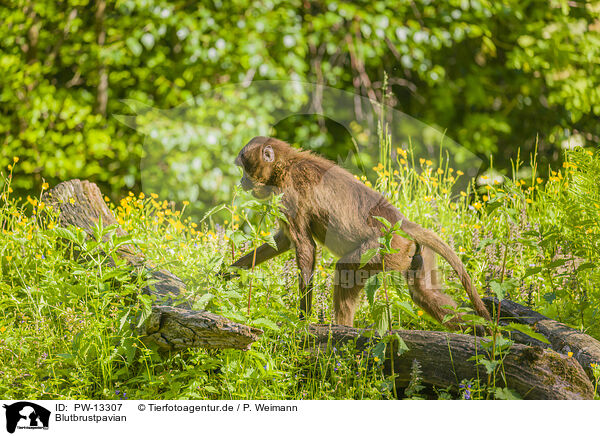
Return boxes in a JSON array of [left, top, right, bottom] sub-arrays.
[[262, 144, 275, 162]]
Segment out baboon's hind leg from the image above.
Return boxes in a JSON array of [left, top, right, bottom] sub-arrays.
[[333, 241, 382, 326]]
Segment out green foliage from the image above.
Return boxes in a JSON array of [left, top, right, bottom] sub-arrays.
[[1, 134, 599, 400], [2, 0, 600, 206]]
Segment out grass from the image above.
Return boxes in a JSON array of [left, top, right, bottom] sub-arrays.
[[0, 143, 599, 400]]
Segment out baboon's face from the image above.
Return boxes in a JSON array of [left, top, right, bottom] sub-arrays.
[[235, 136, 278, 198]]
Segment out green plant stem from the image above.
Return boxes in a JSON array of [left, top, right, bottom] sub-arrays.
[[381, 258, 397, 399]]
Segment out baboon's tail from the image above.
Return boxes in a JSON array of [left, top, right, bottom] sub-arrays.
[[400, 219, 492, 321]]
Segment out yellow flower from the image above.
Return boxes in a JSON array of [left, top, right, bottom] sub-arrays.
[[417, 310, 424, 316], [69, 197, 75, 204], [5, 256, 12, 261], [456, 170, 464, 176], [41, 182, 49, 190], [473, 202, 482, 210], [151, 193, 158, 199], [183, 200, 189, 206], [13, 157, 19, 163], [7, 165, 12, 171], [483, 195, 489, 202], [526, 198, 533, 204], [474, 224, 481, 230], [48, 222, 55, 230], [374, 356, 380, 363], [536, 178, 543, 184], [459, 246, 466, 253], [568, 352, 573, 358], [139, 192, 145, 199], [460, 191, 467, 197], [425, 160, 432, 166], [437, 168, 444, 175]]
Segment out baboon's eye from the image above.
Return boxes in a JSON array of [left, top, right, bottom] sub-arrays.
[[262, 145, 275, 163]]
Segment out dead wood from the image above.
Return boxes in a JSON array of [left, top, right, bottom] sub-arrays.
[[308, 324, 594, 400], [43, 179, 262, 351], [484, 297, 600, 381]]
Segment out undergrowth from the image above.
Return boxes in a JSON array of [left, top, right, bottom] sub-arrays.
[[0, 142, 598, 400]]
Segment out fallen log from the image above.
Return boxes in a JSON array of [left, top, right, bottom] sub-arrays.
[[484, 297, 600, 381], [43, 179, 262, 351], [308, 324, 594, 400]]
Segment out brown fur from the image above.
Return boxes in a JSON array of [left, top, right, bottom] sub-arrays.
[[230, 136, 492, 328]]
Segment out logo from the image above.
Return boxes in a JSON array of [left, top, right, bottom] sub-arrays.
[[3, 402, 50, 434]]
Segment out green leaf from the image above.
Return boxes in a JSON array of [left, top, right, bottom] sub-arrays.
[[251, 317, 279, 331], [373, 341, 386, 363], [506, 322, 550, 344], [523, 266, 543, 278], [494, 387, 522, 400], [194, 293, 215, 310], [489, 281, 506, 301], [136, 294, 153, 328], [393, 334, 409, 356], [546, 259, 567, 269], [53, 227, 79, 244], [479, 358, 499, 374], [373, 216, 392, 230], [360, 247, 379, 268], [576, 262, 595, 272], [364, 273, 381, 307], [264, 233, 277, 250]]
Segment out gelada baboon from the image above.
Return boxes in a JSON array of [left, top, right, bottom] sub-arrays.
[[228, 136, 491, 329]]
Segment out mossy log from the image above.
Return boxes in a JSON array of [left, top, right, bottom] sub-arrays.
[[308, 324, 594, 400], [484, 297, 600, 381], [43, 179, 262, 351]]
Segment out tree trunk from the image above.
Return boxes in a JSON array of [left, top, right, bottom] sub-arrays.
[[43, 179, 262, 351], [484, 297, 600, 381], [308, 324, 594, 400]]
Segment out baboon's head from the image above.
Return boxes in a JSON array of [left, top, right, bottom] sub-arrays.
[[235, 136, 291, 198]]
